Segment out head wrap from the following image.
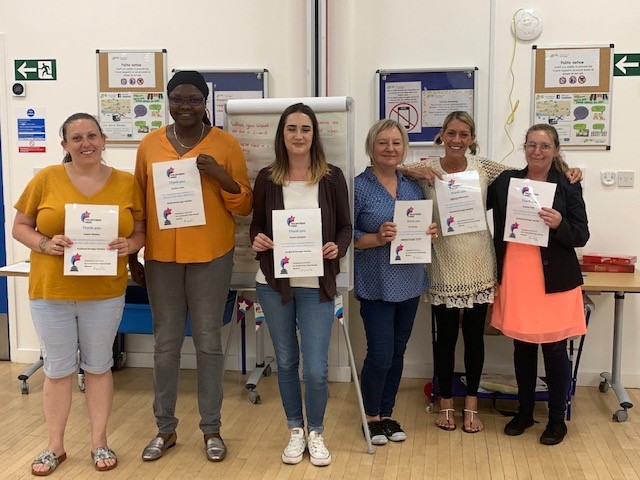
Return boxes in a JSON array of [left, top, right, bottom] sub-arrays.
[[167, 70, 209, 99]]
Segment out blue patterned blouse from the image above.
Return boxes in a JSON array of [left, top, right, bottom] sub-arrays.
[[354, 167, 429, 302]]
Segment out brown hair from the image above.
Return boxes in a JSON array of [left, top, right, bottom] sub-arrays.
[[269, 103, 329, 185], [60, 113, 104, 163], [434, 111, 479, 155], [525, 124, 569, 173]]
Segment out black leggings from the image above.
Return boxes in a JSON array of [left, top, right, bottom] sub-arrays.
[[433, 304, 487, 398], [514, 339, 570, 420]]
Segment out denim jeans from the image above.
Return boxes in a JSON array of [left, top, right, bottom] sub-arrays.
[[359, 296, 420, 418], [30, 295, 125, 378], [256, 282, 334, 433]]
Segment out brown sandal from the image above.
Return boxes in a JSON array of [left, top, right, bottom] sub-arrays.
[[91, 446, 118, 471], [31, 450, 67, 476]]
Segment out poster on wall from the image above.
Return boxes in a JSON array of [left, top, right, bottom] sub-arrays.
[[96, 50, 168, 145], [16, 107, 46, 153], [532, 45, 613, 148]]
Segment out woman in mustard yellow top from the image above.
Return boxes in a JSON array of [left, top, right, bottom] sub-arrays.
[[13, 113, 145, 475], [130, 71, 252, 463]]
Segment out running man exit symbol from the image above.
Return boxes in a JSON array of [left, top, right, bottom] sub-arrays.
[[14, 59, 57, 80]]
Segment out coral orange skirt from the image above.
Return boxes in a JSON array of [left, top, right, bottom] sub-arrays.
[[491, 242, 586, 343]]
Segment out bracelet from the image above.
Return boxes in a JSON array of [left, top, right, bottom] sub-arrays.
[[38, 236, 50, 253]]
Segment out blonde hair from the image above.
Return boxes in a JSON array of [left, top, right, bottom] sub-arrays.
[[365, 119, 409, 163], [269, 103, 329, 185], [525, 124, 569, 173], [434, 111, 479, 155]]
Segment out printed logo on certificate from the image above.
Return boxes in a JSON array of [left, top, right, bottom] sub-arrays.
[[272, 209, 324, 278], [504, 178, 557, 247], [152, 157, 206, 229], [390, 199, 432, 264], [63, 203, 119, 276], [434, 171, 486, 236]]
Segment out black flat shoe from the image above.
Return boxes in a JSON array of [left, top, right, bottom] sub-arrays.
[[540, 418, 567, 445], [504, 413, 535, 436]]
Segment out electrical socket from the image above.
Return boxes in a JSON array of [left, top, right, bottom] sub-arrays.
[[601, 170, 616, 186], [618, 171, 635, 187]]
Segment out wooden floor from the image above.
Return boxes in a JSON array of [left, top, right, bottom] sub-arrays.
[[1, 362, 640, 480]]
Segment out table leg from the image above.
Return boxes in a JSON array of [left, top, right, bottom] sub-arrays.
[[599, 291, 634, 422]]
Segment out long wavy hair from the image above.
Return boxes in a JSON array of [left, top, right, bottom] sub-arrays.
[[269, 103, 329, 185]]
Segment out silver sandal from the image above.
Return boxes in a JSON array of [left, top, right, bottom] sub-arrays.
[[91, 446, 118, 471]]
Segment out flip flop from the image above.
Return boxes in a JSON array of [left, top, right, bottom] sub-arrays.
[[31, 450, 67, 476], [437, 408, 457, 431], [91, 446, 118, 471], [462, 408, 483, 434]]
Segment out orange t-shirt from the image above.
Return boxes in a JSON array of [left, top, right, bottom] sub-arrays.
[[15, 165, 145, 300]]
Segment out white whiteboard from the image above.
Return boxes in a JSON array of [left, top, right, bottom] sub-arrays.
[[226, 96, 354, 290]]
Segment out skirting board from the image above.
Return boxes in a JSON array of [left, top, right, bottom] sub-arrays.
[[12, 348, 633, 387]]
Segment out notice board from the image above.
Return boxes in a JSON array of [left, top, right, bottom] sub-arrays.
[[376, 68, 477, 144], [96, 49, 168, 145], [532, 45, 613, 148], [173, 69, 268, 130]]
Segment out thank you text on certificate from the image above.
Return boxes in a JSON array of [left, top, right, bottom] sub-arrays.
[[272, 208, 324, 278], [390, 199, 433, 264], [152, 157, 206, 229], [504, 178, 557, 247], [64, 203, 118, 276], [435, 171, 486, 236]]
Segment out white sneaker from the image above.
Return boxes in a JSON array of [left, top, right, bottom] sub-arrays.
[[308, 431, 331, 466], [282, 428, 306, 464]]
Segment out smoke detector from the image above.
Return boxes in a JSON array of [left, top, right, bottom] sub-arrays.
[[512, 8, 543, 41]]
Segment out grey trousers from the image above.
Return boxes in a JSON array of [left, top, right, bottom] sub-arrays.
[[145, 250, 233, 434]]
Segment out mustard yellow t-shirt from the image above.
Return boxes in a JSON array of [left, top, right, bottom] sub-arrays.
[[14, 165, 145, 300], [135, 126, 253, 263]]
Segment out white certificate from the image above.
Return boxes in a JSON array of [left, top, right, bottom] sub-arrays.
[[272, 208, 324, 278], [63, 204, 118, 276], [390, 200, 433, 264], [434, 171, 486, 236], [504, 178, 557, 247], [152, 157, 206, 229]]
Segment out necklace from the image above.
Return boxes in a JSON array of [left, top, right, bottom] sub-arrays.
[[173, 123, 205, 149], [441, 157, 467, 173]]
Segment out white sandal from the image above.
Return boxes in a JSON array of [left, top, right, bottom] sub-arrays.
[[462, 409, 483, 434], [437, 408, 457, 431]]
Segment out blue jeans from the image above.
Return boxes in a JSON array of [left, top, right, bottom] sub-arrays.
[[359, 296, 420, 418], [256, 283, 334, 433]]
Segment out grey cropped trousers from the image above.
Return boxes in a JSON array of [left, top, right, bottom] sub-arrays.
[[145, 250, 233, 435]]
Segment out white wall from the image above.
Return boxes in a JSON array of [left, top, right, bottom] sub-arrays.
[[1, 1, 639, 387], [0, 0, 321, 374], [337, 0, 640, 387]]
